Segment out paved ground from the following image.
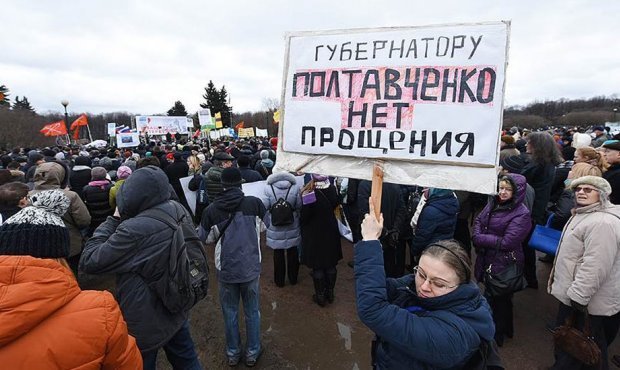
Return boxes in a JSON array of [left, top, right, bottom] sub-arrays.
[[140, 236, 620, 369]]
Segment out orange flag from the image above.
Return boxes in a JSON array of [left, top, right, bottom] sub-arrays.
[[70, 114, 88, 130], [40, 121, 68, 136], [235, 121, 245, 131]]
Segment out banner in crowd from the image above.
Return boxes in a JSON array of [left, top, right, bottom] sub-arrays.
[[135, 116, 193, 135], [116, 132, 140, 148], [255, 128, 269, 137], [276, 22, 510, 194], [198, 109, 215, 130], [107, 122, 117, 137], [215, 112, 223, 128], [209, 128, 236, 140], [238, 127, 255, 138]]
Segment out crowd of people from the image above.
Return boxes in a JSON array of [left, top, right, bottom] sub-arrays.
[[0, 124, 619, 369]]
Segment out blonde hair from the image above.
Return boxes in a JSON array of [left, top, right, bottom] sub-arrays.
[[576, 147, 609, 173], [571, 162, 602, 178], [187, 155, 202, 173]]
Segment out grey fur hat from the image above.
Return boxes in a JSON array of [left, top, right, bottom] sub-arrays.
[[569, 176, 612, 196]]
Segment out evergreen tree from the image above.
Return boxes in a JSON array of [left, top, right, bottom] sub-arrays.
[[200, 80, 220, 111], [167, 100, 188, 116], [13, 96, 35, 113], [0, 85, 10, 108], [218, 85, 232, 127]]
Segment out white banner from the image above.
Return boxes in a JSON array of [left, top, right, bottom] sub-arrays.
[[255, 128, 269, 137], [277, 22, 510, 194], [116, 132, 141, 148], [180, 175, 197, 216], [198, 109, 215, 130], [107, 122, 117, 137], [135, 116, 193, 135]]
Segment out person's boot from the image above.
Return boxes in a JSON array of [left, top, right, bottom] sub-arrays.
[[325, 269, 337, 304], [312, 277, 327, 307]]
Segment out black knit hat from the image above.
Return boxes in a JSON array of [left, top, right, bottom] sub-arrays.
[[221, 167, 243, 188], [0, 189, 70, 258], [500, 155, 526, 174]]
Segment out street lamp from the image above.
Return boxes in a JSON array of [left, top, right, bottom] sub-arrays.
[[614, 108, 618, 123], [61, 100, 70, 133]]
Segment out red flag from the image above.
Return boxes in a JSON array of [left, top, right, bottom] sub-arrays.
[[192, 129, 200, 138], [73, 126, 80, 140], [40, 121, 68, 136], [235, 121, 245, 131], [70, 114, 88, 130]]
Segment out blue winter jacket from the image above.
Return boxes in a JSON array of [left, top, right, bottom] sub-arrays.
[[355, 240, 495, 369], [199, 186, 266, 283], [412, 189, 459, 254]]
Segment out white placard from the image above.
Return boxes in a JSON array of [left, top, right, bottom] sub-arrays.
[[277, 22, 510, 194], [135, 116, 193, 135], [180, 175, 197, 216], [116, 133, 140, 148], [107, 122, 117, 137], [255, 128, 269, 137]]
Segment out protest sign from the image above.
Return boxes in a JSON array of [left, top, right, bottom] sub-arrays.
[[180, 176, 197, 216], [107, 122, 117, 137], [135, 116, 193, 135], [276, 21, 510, 194], [238, 127, 255, 138], [116, 132, 140, 148], [198, 109, 215, 131], [255, 128, 269, 137]]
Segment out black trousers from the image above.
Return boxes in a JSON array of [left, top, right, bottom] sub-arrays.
[[522, 221, 537, 285], [273, 247, 299, 287], [488, 294, 513, 339], [383, 240, 406, 278], [551, 302, 620, 370]]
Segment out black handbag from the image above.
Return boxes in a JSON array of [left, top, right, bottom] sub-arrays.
[[483, 251, 527, 297]]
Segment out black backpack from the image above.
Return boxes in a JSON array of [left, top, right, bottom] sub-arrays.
[[269, 185, 294, 226], [140, 201, 209, 314]]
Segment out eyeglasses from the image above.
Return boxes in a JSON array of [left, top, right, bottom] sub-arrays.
[[573, 186, 599, 194], [413, 266, 458, 291]]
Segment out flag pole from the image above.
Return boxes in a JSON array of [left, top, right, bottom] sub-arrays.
[[86, 123, 93, 142]]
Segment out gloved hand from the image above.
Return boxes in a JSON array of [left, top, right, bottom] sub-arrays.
[[570, 299, 588, 313]]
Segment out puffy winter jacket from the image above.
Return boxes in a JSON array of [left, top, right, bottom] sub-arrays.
[[82, 180, 114, 233], [0, 256, 141, 369], [261, 172, 302, 249], [80, 165, 190, 352], [199, 186, 266, 283], [473, 174, 532, 281], [548, 201, 620, 316], [355, 240, 495, 369], [411, 189, 459, 254]]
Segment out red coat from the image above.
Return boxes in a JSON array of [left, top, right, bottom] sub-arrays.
[[0, 256, 142, 369]]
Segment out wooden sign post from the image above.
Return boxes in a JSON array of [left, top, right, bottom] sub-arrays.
[[370, 162, 384, 220]]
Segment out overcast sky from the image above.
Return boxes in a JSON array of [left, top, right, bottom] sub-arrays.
[[1, 0, 618, 116]]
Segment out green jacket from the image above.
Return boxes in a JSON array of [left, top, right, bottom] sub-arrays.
[[109, 179, 125, 210]]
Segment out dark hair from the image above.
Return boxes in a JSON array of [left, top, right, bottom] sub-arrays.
[[137, 156, 160, 169], [422, 240, 472, 284], [7, 161, 20, 170], [0, 182, 29, 207], [237, 155, 251, 167], [526, 132, 563, 166]]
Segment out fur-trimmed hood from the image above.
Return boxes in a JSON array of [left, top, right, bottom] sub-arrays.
[[266, 171, 296, 189]]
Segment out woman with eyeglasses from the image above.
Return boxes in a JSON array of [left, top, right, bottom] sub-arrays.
[[472, 174, 532, 346], [548, 176, 620, 370], [355, 199, 495, 369]]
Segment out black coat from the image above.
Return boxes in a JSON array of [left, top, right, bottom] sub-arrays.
[[358, 181, 407, 237], [300, 184, 342, 269], [69, 167, 91, 199], [82, 181, 114, 233], [239, 167, 263, 183], [521, 159, 555, 225], [604, 163, 620, 205], [164, 160, 190, 210]]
